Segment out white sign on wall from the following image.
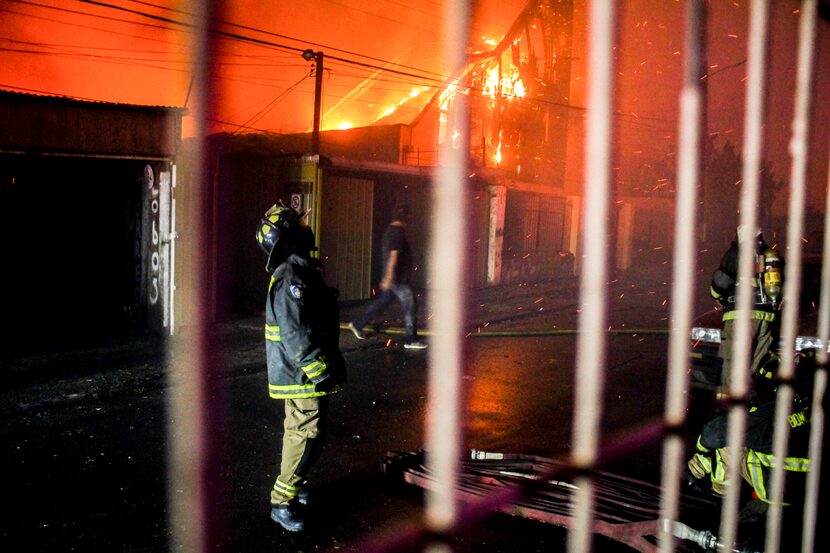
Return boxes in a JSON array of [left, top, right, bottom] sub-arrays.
[[290, 193, 302, 211]]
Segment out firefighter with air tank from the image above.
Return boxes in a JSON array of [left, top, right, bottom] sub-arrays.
[[684, 226, 812, 526], [709, 226, 783, 390]]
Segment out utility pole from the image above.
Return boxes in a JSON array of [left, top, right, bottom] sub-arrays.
[[302, 49, 324, 155]]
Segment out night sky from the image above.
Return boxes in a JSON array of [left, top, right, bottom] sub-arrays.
[[1, 0, 828, 208]]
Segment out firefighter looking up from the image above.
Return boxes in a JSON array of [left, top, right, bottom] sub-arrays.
[[710, 226, 783, 390], [255, 202, 346, 532]]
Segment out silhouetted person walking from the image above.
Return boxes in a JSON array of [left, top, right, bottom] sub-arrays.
[[349, 203, 426, 349]]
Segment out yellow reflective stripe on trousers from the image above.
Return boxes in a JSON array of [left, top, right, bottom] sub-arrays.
[[273, 478, 298, 498], [746, 450, 768, 502], [722, 310, 776, 322], [752, 451, 811, 472], [265, 324, 281, 341], [301, 360, 327, 380], [713, 449, 727, 485]]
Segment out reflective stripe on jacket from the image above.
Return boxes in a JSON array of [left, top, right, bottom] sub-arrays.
[[265, 254, 345, 399]]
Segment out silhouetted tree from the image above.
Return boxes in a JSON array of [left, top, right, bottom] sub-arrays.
[[701, 138, 784, 250]]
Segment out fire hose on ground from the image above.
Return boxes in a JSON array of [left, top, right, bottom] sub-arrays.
[[665, 520, 762, 553], [340, 323, 670, 338]]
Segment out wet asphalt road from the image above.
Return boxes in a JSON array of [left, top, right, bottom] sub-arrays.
[[0, 278, 815, 552]]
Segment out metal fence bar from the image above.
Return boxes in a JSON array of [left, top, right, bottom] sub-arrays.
[[802, 142, 830, 552], [567, 1, 615, 551], [163, 4, 830, 553], [767, 2, 818, 551], [658, 1, 705, 551], [423, 1, 471, 550], [167, 1, 214, 552], [720, 0, 772, 548]]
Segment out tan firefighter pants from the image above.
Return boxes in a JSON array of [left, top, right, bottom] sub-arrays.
[[271, 396, 328, 505]]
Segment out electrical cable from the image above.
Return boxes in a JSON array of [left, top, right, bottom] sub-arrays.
[[8, 0, 681, 127], [75, 0, 449, 83], [233, 73, 310, 134]]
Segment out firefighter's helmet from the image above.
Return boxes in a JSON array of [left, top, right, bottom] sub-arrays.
[[737, 225, 763, 244], [256, 203, 314, 271]]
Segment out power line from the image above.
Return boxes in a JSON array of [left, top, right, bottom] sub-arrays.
[[0, 41, 307, 68], [0, 36, 303, 63], [234, 74, 310, 134], [0, 8, 404, 95], [4, 0, 683, 134], [1, 3, 190, 49], [10, 0, 182, 34], [70, 0, 450, 88], [128, 0, 452, 80], [76, 0, 449, 82], [3, 0, 475, 114]]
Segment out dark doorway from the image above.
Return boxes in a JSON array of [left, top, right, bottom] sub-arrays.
[[0, 155, 144, 354]]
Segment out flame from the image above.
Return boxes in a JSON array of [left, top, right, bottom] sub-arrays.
[[439, 82, 457, 110], [513, 79, 526, 97], [494, 130, 503, 165], [481, 65, 526, 101], [373, 86, 429, 124], [336, 122, 354, 130]]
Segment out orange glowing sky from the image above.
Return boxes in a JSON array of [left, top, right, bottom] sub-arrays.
[[1, 0, 828, 206]]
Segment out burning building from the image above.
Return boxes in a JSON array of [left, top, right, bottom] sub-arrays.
[[201, 0, 583, 316]]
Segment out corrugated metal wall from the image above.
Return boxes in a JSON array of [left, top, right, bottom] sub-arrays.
[[502, 190, 567, 284], [319, 175, 374, 300]]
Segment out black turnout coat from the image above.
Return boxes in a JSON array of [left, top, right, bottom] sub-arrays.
[[264, 254, 345, 399]]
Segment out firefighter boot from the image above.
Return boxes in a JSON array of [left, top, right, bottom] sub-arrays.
[[271, 503, 305, 532]]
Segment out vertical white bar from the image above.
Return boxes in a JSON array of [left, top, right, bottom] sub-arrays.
[[568, 1, 614, 552], [169, 163, 177, 336], [159, 170, 171, 330], [766, 1, 817, 551], [721, 0, 771, 547], [423, 1, 470, 549], [802, 143, 830, 552], [167, 1, 210, 552], [658, 0, 705, 550]]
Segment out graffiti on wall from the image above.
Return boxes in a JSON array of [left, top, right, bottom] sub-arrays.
[[145, 164, 161, 306]]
